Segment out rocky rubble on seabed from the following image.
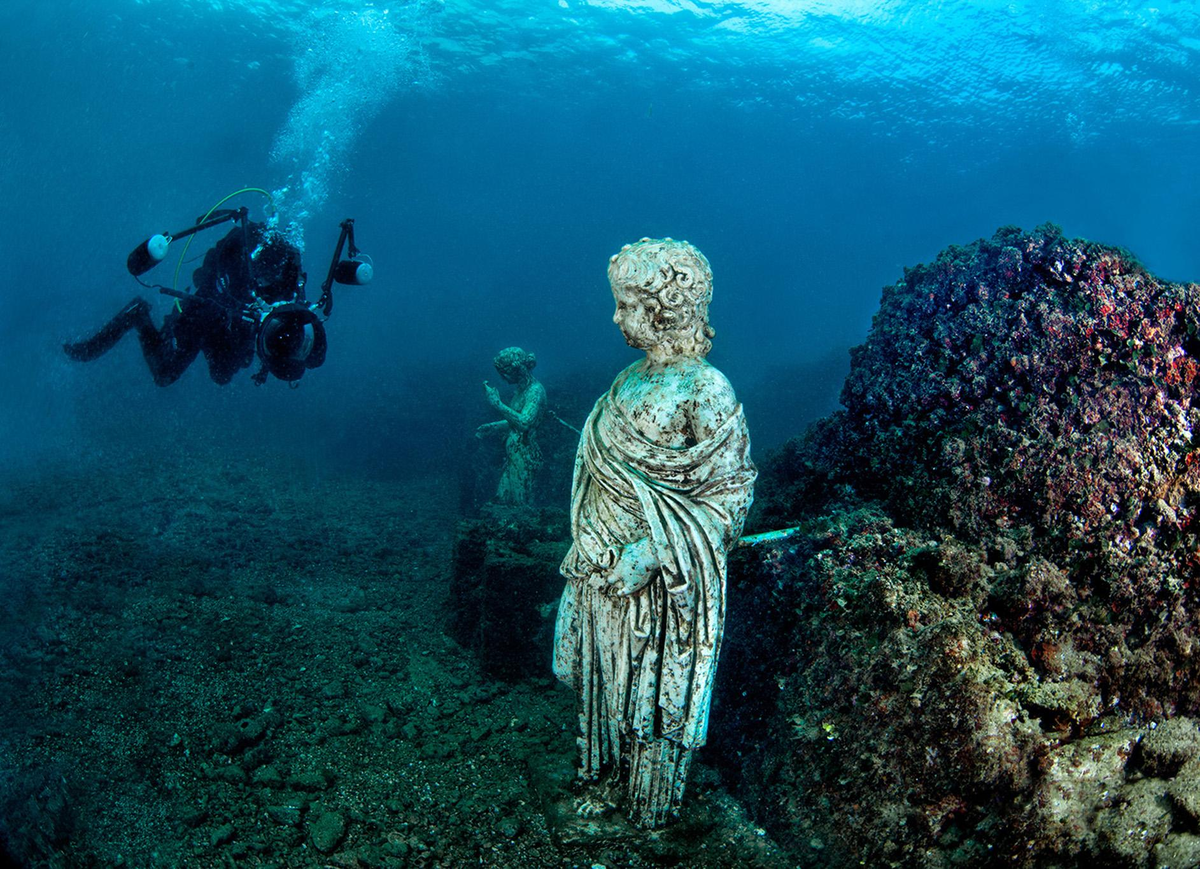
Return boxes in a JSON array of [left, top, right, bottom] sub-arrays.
[[713, 224, 1200, 868], [0, 449, 787, 868]]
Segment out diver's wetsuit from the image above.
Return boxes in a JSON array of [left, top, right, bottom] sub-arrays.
[[64, 223, 301, 386]]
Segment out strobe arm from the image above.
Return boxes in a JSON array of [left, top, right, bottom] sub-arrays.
[[126, 208, 249, 276], [316, 218, 373, 317], [176, 207, 248, 242]]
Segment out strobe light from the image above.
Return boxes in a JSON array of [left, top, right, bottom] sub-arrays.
[[333, 258, 373, 286], [126, 234, 171, 276]]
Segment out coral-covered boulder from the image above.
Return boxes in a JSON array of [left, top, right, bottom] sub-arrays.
[[718, 225, 1200, 868], [843, 223, 1200, 552]]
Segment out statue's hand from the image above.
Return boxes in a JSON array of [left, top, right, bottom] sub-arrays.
[[483, 381, 502, 409], [611, 537, 659, 596]]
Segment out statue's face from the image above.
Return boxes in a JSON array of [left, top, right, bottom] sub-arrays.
[[612, 283, 657, 350], [494, 360, 520, 383]]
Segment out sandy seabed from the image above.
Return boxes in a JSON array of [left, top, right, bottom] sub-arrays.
[[0, 448, 786, 868]]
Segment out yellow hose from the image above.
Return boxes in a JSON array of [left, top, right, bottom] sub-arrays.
[[171, 187, 275, 311]]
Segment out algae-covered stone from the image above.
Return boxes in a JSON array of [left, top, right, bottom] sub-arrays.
[[1167, 756, 1200, 822], [448, 510, 569, 680], [251, 765, 283, 788], [1140, 717, 1200, 777], [208, 763, 248, 784], [1031, 728, 1141, 849], [1155, 832, 1200, 869], [1094, 777, 1171, 864], [180, 807, 208, 829], [321, 680, 346, 700], [360, 702, 387, 724], [496, 817, 522, 839], [722, 225, 1200, 868], [309, 811, 346, 854], [287, 770, 332, 791], [212, 714, 270, 755], [209, 824, 235, 847], [1018, 678, 1103, 732], [266, 804, 304, 827]]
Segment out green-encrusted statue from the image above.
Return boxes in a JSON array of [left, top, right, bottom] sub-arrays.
[[476, 346, 547, 506]]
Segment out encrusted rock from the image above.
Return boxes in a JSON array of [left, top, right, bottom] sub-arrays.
[[1155, 832, 1200, 869], [308, 811, 346, 854], [287, 770, 333, 792], [1030, 728, 1141, 854], [1166, 756, 1200, 822], [251, 765, 283, 788], [266, 803, 303, 827], [209, 823, 235, 848], [1140, 717, 1200, 777], [1093, 777, 1172, 867], [721, 225, 1200, 868]]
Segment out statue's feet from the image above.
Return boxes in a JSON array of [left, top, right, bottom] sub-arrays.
[[543, 774, 638, 844], [574, 794, 616, 818], [572, 777, 621, 818]]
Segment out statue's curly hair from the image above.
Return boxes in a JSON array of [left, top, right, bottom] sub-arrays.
[[493, 346, 537, 380], [608, 237, 715, 357]]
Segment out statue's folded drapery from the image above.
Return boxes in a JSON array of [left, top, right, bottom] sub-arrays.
[[553, 380, 756, 786]]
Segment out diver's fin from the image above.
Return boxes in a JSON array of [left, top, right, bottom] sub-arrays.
[[63, 297, 152, 362]]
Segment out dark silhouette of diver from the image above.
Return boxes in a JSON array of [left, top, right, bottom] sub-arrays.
[[64, 221, 318, 385]]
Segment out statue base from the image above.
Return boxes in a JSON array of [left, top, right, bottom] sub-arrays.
[[447, 503, 570, 680], [528, 751, 640, 846], [526, 747, 794, 866]]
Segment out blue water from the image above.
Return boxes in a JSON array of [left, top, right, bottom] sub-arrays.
[[1, 0, 1198, 461]]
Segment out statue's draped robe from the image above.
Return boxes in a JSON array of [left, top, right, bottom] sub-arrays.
[[553, 382, 755, 823]]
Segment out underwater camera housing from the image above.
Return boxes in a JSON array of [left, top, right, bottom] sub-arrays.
[[253, 302, 327, 382], [251, 216, 373, 383]]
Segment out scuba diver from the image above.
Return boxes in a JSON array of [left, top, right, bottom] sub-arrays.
[[63, 189, 373, 386]]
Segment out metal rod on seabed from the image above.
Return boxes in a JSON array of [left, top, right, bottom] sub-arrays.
[[737, 526, 803, 547]]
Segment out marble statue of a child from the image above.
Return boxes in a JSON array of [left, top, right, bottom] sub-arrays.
[[552, 238, 756, 829]]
